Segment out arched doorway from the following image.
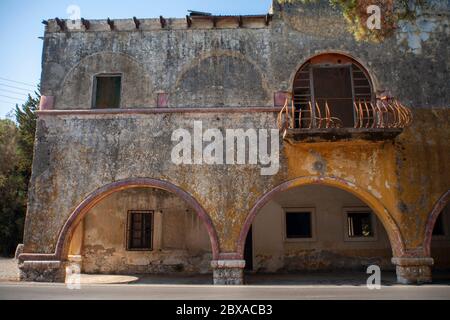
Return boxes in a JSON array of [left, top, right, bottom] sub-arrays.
[[58, 178, 219, 282], [292, 53, 374, 128], [425, 190, 450, 281], [237, 177, 404, 284]]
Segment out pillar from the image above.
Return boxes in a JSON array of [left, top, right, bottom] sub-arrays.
[[211, 260, 245, 285], [392, 256, 434, 284], [68, 220, 84, 271], [19, 260, 66, 282]]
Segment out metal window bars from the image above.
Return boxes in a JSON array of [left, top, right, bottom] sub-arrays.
[[277, 96, 413, 131]]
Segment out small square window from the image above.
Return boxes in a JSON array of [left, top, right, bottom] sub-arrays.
[[93, 75, 121, 109], [127, 210, 153, 250], [347, 211, 373, 238], [286, 211, 312, 238], [433, 214, 445, 236]]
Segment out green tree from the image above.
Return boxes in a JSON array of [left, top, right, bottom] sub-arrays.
[[0, 119, 25, 256], [0, 89, 39, 256], [15, 90, 40, 183]]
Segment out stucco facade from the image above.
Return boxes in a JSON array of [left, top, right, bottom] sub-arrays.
[[19, 0, 449, 285]]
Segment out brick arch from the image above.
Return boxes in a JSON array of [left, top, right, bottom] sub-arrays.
[[55, 178, 220, 261], [423, 189, 450, 256], [236, 176, 406, 259]]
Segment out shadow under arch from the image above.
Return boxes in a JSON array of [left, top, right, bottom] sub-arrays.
[[55, 178, 220, 261], [236, 176, 406, 259], [423, 189, 450, 256]]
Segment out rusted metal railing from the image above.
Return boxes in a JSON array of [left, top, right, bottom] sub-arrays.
[[277, 97, 413, 131]]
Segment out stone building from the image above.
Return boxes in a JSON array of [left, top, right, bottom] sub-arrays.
[[19, 0, 449, 285]]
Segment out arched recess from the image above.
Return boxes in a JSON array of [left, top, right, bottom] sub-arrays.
[[289, 51, 378, 93], [171, 51, 272, 107], [236, 176, 405, 259], [423, 189, 450, 256], [291, 52, 376, 128], [57, 52, 154, 109], [55, 178, 220, 261]]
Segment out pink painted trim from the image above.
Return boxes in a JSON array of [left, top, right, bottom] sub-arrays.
[[37, 106, 282, 116], [39, 96, 54, 111], [20, 178, 220, 261], [157, 93, 169, 108], [218, 252, 242, 260], [423, 189, 450, 256], [236, 176, 406, 259], [274, 91, 290, 107]]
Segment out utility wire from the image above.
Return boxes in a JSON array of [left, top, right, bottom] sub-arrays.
[[0, 88, 29, 97], [0, 77, 36, 88], [0, 94, 27, 101], [0, 100, 21, 105], [0, 83, 35, 92]]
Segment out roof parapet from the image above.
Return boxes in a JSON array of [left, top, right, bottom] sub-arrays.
[[43, 14, 273, 33]]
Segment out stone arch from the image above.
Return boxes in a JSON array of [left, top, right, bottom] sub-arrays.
[[55, 178, 220, 261], [236, 176, 405, 259], [288, 51, 380, 94], [423, 189, 450, 256], [171, 51, 272, 107], [57, 52, 155, 109]]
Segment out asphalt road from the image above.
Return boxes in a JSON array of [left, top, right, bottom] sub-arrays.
[[1, 282, 450, 300]]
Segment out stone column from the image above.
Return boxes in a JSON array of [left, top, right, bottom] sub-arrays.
[[19, 260, 66, 282], [211, 260, 245, 285], [68, 220, 84, 272], [392, 257, 434, 284]]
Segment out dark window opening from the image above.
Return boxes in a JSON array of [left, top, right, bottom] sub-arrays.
[[286, 211, 312, 238], [293, 54, 373, 128], [244, 226, 253, 271], [93, 75, 122, 109], [347, 211, 373, 238], [433, 214, 445, 236], [127, 210, 153, 250], [312, 66, 354, 127]]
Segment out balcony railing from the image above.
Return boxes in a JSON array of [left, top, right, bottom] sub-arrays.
[[277, 97, 413, 131]]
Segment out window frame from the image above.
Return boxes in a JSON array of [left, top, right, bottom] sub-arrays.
[[310, 63, 357, 127], [292, 54, 374, 129], [92, 73, 123, 109], [126, 210, 154, 251], [283, 207, 316, 242], [343, 207, 378, 242]]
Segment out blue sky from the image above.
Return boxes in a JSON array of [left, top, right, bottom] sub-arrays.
[[0, 0, 272, 119]]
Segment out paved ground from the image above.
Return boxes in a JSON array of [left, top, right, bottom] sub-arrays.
[[1, 259, 450, 299], [1, 282, 450, 300], [0, 258, 19, 282], [135, 272, 399, 285]]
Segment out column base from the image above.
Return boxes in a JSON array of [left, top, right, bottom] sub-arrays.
[[14, 244, 24, 260], [392, 257, 433, 284], [19, 260, 66, 283], [211, 260, 245, 285]]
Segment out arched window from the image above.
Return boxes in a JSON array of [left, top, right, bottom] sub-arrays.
[[293, 53, 373, 128]]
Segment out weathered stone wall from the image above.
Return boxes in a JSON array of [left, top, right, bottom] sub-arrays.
[[40, 0, 449, 109], [23, 109, 449, 256], [21, 0, 450, 283], [78, 188, 211, 274], [253, 185, 393, 272]]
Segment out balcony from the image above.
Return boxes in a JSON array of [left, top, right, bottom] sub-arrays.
[[277, 97, 413, 143]]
